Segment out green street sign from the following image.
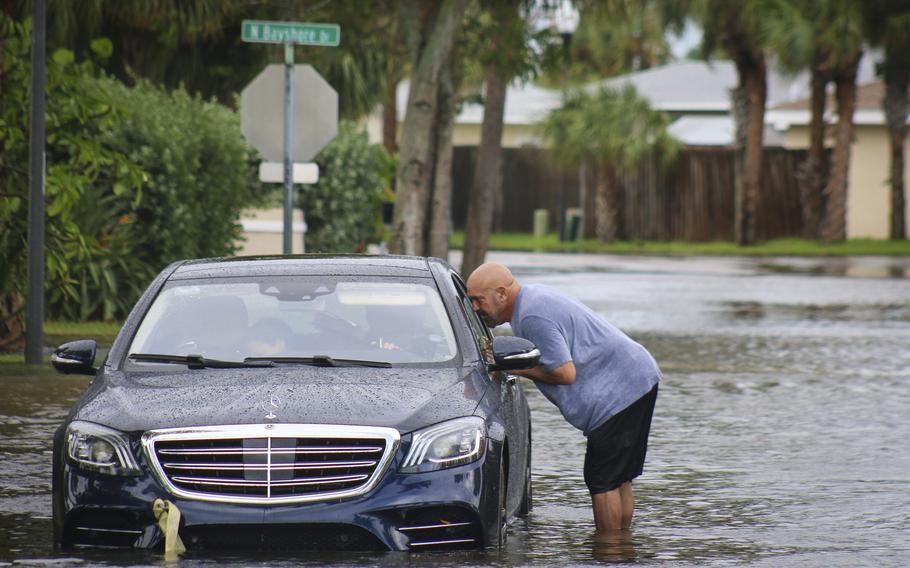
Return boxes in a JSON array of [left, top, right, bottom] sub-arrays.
[[241, 20, 340, 46]]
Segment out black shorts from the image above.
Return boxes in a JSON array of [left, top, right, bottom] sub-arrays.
[[584, 384, 658, 494]]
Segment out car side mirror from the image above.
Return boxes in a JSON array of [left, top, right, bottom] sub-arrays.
[[52, 339, 98, 375], [488, 336, 540, 372]]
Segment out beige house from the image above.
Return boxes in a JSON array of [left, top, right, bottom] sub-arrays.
[[235, 207, 306, 256], [766, 81, 910, 239], [365, 81, 562, 149]]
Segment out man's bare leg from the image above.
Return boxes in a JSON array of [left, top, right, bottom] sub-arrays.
[[619, 481, 634, 529], [591, 489, 623, 533]]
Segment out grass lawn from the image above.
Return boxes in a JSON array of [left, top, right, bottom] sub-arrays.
[[45, 320, 121, 346], [0, 321, 121, 367], [450, 232, 910, 257]]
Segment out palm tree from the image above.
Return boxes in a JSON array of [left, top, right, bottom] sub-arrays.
[[680, 0, 771, 246], [813, 1, 864, 243], [764, 0, 833, 239], [765, 0, 864, 243], [541, 85, 679, 242], [570, 0, 671, 79], [389, 0, 469, 256], [864, 0, 910, 241], [461, 0, 535, 277]]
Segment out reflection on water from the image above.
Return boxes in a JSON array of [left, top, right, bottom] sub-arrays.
[[591, 531, 639, 563], [2, 254, 910, 566]]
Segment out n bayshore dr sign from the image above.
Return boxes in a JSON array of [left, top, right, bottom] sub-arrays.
[[240, 64, 338, 163], [240, 20, 339, 254], [241, 20, 340, 46]]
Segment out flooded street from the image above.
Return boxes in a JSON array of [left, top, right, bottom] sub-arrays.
[[2, 252, 909, 566]]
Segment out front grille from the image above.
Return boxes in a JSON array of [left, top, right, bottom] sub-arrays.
[[182, 523, 388, 551], [142, 424, 399, 504]]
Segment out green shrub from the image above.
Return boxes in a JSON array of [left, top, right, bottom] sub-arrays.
[[1, 17, 145, 347], [301, 121, 393, 252], [101, 78, 263, 267], [1, 15, 263, 345], [41, 78, 263, 323]]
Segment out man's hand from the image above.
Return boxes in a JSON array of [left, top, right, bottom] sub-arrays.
[[511, 361, 576, 385]]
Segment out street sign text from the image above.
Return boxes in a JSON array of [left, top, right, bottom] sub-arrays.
[[242, 20, 340, 46]]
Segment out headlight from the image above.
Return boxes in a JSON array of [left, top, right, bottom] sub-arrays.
[[399, 416, 485, 473], [65, 420, 140, 475]]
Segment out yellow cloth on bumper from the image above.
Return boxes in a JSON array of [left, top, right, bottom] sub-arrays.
[[152, 498, 186, 557]]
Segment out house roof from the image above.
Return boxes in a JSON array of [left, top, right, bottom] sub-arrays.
[[390, 55, 883, 139], [765, 81, 910, 129], [599, 61, 736, 112], [667, 115, 787, 147], [395, 80, 562, 126], [772, 81, 887, 111], [457, 83, 563, 126], [596, 60, 821, 113], [667, 116, 733, 146]]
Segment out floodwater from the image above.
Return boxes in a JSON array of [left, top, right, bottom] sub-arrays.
[[2, 252, 909, 567]]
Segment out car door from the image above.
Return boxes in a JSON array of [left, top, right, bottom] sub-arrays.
[[450, 273, 529, 514]]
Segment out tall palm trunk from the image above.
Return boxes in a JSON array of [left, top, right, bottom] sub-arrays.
[[389, 0, 468, 255], [821, 56, 860, 243], [461, 66, 508, 276], [594, 164, 623, 242], [382, 70, 398, 155], [884, 76, 909, 240], [730, 55, 766, 246], [797, 62, 829, 239], [427, 55, 455, 259]]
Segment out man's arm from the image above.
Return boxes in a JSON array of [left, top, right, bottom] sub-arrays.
[[512, 360, 576, 385]]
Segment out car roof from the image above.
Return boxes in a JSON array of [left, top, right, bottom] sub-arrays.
[[168, 255, 447, 280]]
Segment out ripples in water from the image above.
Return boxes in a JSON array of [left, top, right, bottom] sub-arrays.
[[2, 259, 910, 566]]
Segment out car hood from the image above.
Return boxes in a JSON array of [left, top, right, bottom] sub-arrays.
[[74, 365, 491, 435]]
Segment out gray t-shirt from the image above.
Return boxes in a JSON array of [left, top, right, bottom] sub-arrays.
[[510, 284, 661, 435]]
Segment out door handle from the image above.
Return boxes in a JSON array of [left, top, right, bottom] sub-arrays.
[[505, 375, 517, 386]]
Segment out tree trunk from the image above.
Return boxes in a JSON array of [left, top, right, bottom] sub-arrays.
[[731, 55, 766, 246], [382, 71, 398, 155], [821, 57, 860, 243], [884, 75, 909, 240], [389, 0, 468, 255], [427, 54, 455, 259], [594, 164, 622, 242], [796, 64, 828, 239], [461, 66, 508, 277], [0, 291, 26, 352]]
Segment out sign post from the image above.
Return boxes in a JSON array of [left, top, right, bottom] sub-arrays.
[[282, 43, 294, 254], [241, 20, 340, 254]]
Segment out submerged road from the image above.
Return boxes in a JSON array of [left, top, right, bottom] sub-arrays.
[[1, 252, 908, 566]]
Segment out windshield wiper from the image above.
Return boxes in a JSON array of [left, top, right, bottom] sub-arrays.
[[129, 353, 275, 369], [244, 355, 392, 368]]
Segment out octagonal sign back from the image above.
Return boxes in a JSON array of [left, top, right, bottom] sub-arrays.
[[241, 64, 338, 163]]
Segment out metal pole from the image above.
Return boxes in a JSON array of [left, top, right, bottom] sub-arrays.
[[282, 43, 294, 254], [578, 162, 587, 239], [558, 31, 571, 242], [26, 0, 47, 365]]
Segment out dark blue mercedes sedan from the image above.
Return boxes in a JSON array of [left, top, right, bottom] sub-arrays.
[[51, 255, 539, 552]]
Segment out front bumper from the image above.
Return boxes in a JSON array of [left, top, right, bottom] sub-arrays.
[[55, 438, 504, 552]]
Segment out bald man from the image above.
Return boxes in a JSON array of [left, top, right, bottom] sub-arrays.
[[467, 262, 660, 534]]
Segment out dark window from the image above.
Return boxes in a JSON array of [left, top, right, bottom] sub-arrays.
[[452, 275, 493, 364]]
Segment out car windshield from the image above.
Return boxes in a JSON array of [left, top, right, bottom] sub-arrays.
[[127, 276, 459, 367]]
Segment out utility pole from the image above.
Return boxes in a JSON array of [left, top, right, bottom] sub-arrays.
[[26, 0, 46, 365]]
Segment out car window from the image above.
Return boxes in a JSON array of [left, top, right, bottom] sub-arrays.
[[452, 275, 493, 364], [127, 277, 459, 366]]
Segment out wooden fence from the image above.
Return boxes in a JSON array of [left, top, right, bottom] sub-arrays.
[[451, 146, 808, 241]]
